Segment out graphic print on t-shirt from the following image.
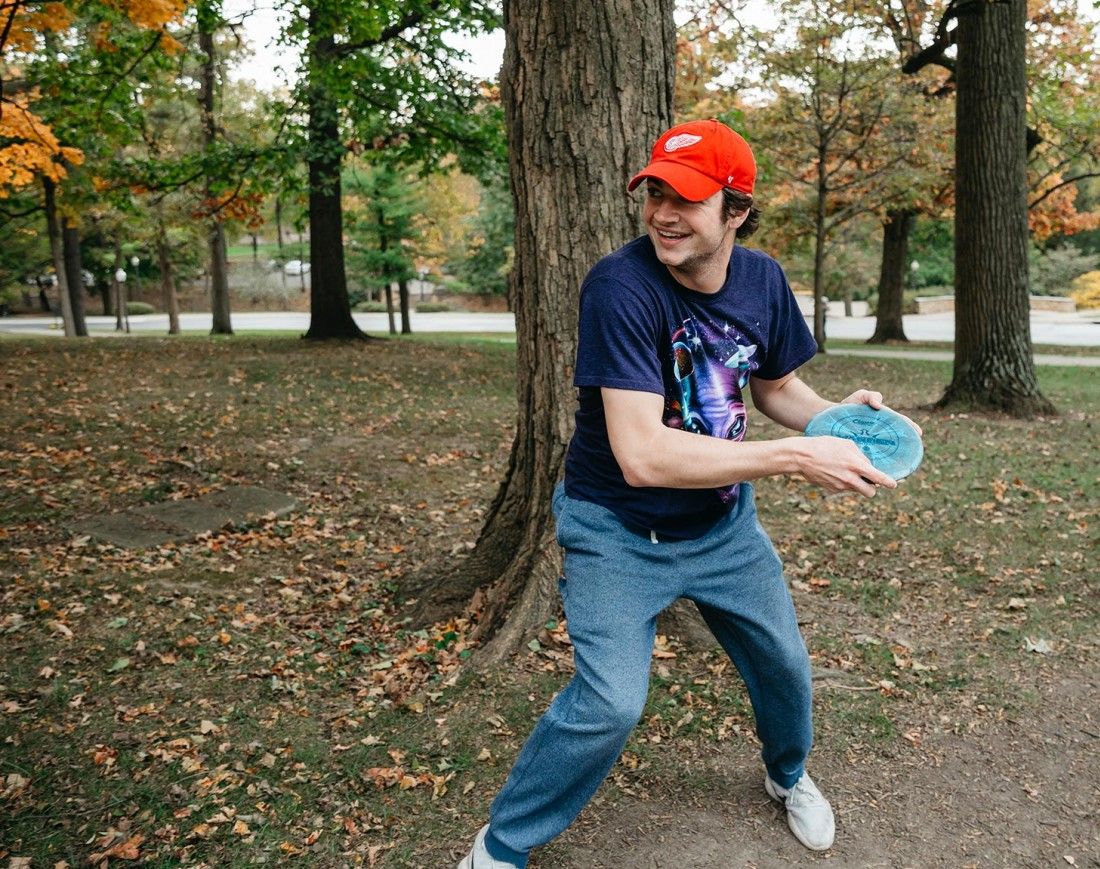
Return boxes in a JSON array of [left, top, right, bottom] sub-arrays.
[[663, 315, 758, 501]]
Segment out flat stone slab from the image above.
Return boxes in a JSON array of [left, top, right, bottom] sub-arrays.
[[71, 486, 298, 548]]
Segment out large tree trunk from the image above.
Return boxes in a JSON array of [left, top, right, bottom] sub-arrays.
[[61, 216, 88, 337], [407, 0, 676, 661], [868, 210, 913, 344], [303, 11, 368, 341], [199, 18, 233, 336], [940, 0, 1053, 415], [42, 179, 76, 337]]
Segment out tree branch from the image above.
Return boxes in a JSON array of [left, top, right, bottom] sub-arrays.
[[334, 0, 444, 57], [95, 28, 167, 117], [1029, 173, 1100, 210]]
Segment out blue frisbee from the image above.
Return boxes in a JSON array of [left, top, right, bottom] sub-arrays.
[[804, 405, 923, 480]]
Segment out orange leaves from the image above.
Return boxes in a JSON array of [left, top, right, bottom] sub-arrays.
[[122, 0, 188, 31], [363, 754, 453, 797], [2, 0, 187, 195], [0, 95, 84, 197], [89, 832, 144, 864], [192, 190, 266, 228], [3, 2, 75, 53], [1028, 175, 1100, 242]]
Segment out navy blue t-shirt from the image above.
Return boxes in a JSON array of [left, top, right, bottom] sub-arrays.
[[564, 235, 817, 540]]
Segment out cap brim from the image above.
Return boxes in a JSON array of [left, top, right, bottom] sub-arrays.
[[627, 162, 723, 202]]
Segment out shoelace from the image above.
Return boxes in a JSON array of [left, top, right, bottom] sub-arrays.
[[786, 777, 823, 808]]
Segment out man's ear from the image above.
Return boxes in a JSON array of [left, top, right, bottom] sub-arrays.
[[729, 209, 750, 230]]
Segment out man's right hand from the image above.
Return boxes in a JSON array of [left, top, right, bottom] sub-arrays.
[[794, 436, 896, 497]]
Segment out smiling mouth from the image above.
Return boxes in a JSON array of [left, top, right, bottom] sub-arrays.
[[656, 229, 689, 241]]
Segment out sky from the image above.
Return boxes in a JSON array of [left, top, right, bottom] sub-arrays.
[[222, 0, 508, 89], [222, 0, 1097, 93]]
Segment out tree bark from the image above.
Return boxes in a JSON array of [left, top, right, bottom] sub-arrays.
[[99, 278, 112, 316], [42, 178, 76, 337], [303, 8, 369, 341], [940, 0, 1053, 415], [61, 215, 88, 337], [868, 209, 913, 344], [275, 196, 285, 257], [199, 18, 233, 336], [407, 0, 676, 661], [385, 283, 396, 335], [812, 143, 828, 350], [398, 277, 411, 334], [156, 217, 181, 335]]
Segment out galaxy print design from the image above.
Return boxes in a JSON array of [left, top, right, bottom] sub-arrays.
[[663, 316, 758, 502]]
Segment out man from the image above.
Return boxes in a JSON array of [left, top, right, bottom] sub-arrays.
[[459, 119, 906, 868]]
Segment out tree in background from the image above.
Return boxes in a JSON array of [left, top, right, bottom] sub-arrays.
[[344, 160, 423, 334], [1, 0, 188, 334], [748, 0, 932, 350], [897, 0, 1055, 413], [451, 177, 514, 298], [274, 0, 502, 340], [1024, 0, 1100, 256]]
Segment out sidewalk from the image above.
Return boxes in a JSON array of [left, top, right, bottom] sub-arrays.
[[3, 308, 1099, 354], [825, 346, 1100, 368]]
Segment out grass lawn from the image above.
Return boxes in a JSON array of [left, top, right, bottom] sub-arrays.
[[0, 336, 1096, 867]]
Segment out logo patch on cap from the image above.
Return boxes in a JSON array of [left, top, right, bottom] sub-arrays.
[[664, 133, 703, 153]]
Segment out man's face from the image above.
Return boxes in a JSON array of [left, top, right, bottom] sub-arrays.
[[642, 179, 741, 291]]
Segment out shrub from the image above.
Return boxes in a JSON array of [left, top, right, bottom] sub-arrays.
[[1030, 244, 1100, 296], [437, 275, 473, 294], [1070, 271, 1100, 309], [414, 302, 452, 313], [126, 302, 155, 315], [354, 301, 389, 313]]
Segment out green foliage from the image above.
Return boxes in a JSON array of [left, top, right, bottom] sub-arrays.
[[1029, 243, 1100, 296], [126, 301, 156, 315], [414, 302, 452, 313], [908, 219, 954, 289], [450, 179, 514, 296], [344, 161, 424, 303], [0, 193, 51, 297], [437, 275, 473, 294]]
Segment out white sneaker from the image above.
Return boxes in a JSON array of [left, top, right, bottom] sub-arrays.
[[456, 825, 521, 868], [765, 772, 836, 851]]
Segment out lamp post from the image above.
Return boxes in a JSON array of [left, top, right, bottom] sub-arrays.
[[130, 255, 143, 298], [114, 267, 129, 333]]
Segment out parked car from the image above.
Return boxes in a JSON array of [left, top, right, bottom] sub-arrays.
[[284, 260, 311, 275]]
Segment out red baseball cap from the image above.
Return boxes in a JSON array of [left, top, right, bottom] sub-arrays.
[[628, 119, 756, 201]]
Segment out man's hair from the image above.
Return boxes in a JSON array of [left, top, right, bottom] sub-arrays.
[[722, 188, 760, 239]]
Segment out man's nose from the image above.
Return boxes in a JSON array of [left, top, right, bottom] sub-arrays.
[[652, 199, 680, 223]]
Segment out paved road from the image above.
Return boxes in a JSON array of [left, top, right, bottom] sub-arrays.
[[826, 346, 1100, 367], [3, 308, 1099, 355]]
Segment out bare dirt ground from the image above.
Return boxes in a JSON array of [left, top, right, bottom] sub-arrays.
[[541, 665, 1098, 868]]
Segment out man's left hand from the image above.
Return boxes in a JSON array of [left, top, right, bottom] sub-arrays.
[[840, 390, 923, 437]]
